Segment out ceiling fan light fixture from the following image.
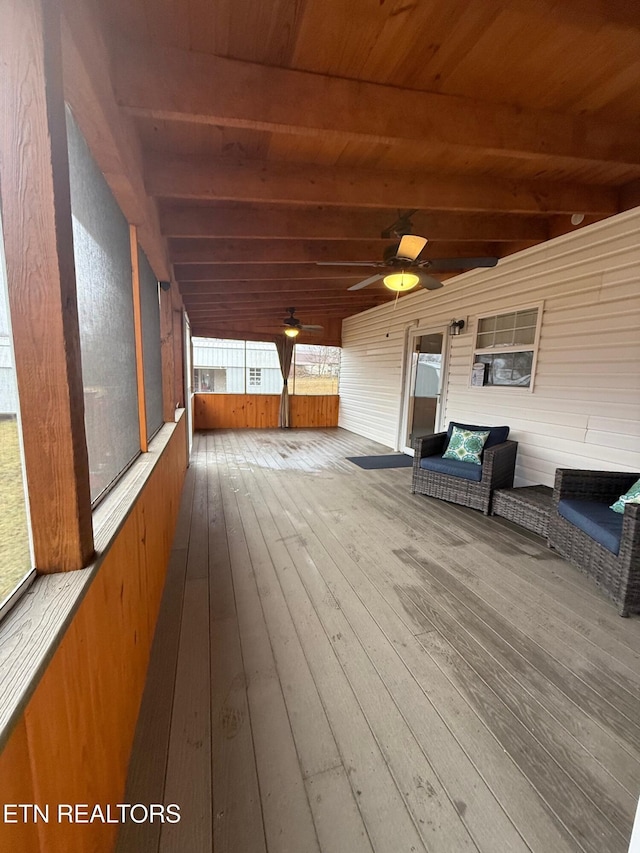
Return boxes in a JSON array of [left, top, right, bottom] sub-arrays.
[[284, 326, 300, 337], [383, 271, 420, 292]]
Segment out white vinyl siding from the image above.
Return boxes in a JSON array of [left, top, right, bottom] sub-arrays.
[[339, 207, 640, 486]]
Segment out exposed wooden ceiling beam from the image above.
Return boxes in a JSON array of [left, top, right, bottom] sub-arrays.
[[159, 204, 550, 243], [177, 279, 406, 295], [506, 0, 640, 31], [168, 239, 501, 265], [619, 179, 640, 211], [183, 298, 387, 312], [186, 314, 382, 326], [174, 264, 387, 281], [114, 38, 640, 169], [183, 290, 387, 304], [147, 154, 617, 215]]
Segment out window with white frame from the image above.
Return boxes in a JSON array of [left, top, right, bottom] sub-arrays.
[[248, 367, 262, 387], [471, 305, 542, 389]]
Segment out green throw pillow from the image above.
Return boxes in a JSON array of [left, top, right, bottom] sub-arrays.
[[442, 426, 490, 465], [610, 478, 640, 513]]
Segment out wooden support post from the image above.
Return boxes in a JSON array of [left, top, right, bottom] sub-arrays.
[[0, 0, 94, 571], [130, 225, 148, 451]]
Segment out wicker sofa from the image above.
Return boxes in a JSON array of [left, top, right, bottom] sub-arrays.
[[548, 469, 640, 617], [411, 423, 518, 515]]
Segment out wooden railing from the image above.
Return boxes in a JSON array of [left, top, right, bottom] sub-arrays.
[[194, 393, 340, 429]]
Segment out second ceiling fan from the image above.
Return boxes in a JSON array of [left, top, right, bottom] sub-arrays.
[[318, 211, 499, 292], [283, 307, 323, 338]]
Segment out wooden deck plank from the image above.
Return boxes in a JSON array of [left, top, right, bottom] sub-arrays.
[[373, 474, 640, 706], [284, 463, 640, 835], [205, 439, 267, 853], [238, 433, 577, 853], [238, 473, 490, 851], [159, 576, 212, 852], [239, 431, 639, 853], [217, 435, 322, 853], [220, 432, 429, 853], [388, 477, 640, 661], [159, 449, 212, 853], [213, 435, 375, 851], [314, 471, 640, 787], [304, 766, 374, 853], [120, 428, 640, 853], [218, 448, 347, 781]]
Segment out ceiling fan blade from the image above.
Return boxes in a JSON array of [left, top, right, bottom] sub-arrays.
[[316, 261, 382, 267], [427, 256, 499, 272], [417, 274, 443, 291], [397, 234, 427, 262], [348, 273, 385, 291], [300, 324, 324, 331]]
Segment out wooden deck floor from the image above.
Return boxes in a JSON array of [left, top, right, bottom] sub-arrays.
[[117, 428, 640, 853]]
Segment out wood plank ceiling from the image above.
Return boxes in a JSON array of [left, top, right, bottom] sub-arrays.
[[95, 0, 640, 345]]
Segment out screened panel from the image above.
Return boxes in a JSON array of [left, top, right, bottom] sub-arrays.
[[138, 247, 163, 439], [66, 108, 140, 503], [245, 341, 282, 394], [292, 345, 340, 395], [192, 338, 283, 394], [0, 213, 33, 609]]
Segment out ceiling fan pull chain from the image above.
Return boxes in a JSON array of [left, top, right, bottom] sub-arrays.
[[384, 291, 401, 338]]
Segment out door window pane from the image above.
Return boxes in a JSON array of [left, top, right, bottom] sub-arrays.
[[408, 334, 442, 445]]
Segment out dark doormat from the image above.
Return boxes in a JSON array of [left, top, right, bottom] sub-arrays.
[[346, 454, 413, 469]]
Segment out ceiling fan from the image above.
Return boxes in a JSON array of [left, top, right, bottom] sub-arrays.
[[318, 210, 499, 292], [283, 307, 323, 338]]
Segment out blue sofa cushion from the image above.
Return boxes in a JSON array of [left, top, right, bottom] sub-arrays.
[[447, 421, 510, 449], [558, 499, 624, 555], [420, 454, 483, 482]]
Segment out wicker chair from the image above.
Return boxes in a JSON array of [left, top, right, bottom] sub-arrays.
[[548, 469, 640, 617], [411, 430, 518, 515]]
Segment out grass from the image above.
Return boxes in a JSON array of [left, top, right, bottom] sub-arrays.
[[0, 418, 32, 604], [292, 376, 338, 395]]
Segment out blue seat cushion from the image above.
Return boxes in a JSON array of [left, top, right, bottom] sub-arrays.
[[420, 454, 483, 482], [447, 421, 510, 449], [558, 499, 624, 555]]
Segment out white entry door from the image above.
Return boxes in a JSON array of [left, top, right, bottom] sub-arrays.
[[402, 329, 447, 454]]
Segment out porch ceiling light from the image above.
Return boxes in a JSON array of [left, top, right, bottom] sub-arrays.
[[284, 326, 300, 337], [383, 271, 420, 292]]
